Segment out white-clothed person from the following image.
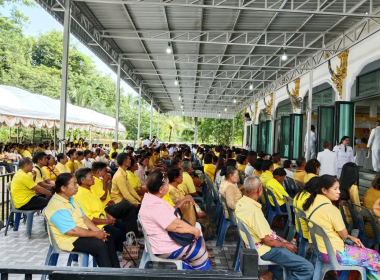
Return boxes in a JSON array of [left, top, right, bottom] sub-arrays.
[[304, 125, 317, 159], [283, 160, 294, 179], [333, 136, 354, 179], [367, 120, 380, 172], [244, 142, 251, 152], [317, 141, 337, 176], [142, 136, 151, 147]]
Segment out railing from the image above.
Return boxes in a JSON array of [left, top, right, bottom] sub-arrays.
[[0, 249, 259, 280], [1, 172, 15, 223]]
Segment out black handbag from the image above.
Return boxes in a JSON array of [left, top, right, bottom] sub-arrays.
[[168, 208, 195, 247]]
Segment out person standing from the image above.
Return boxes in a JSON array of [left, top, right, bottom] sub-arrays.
[[244, 142, 251, 152], [333, 136, 354, 179], [304, 125, 316, 159], [317, 141, 337, 176], [142, 136, 151, 148], [368, 120, 380, 173]]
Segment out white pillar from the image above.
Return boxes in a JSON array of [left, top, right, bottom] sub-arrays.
[[150, 100, 153, 139], [58, 0, 71, 153], [157, 109, 160, 138], [115, 55, 121, 142], [232, 116, 235, 146], [89, 126, 92, 148], [243, 124, 247, 146], [370, 105, 378, 118], [53, 121, 56, 151], [306, 68, 313, 161], [137, 87, 141, 147]]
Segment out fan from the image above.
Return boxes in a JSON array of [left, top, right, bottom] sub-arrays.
[[286, 84, 303, 110]]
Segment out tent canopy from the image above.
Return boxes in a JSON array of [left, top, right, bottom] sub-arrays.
[[0, 85, 126, 134]]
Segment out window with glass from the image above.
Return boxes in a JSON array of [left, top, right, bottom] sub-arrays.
[[317, 106, 335, 152], [280, 116, 290, 158], [252, 125, 258, 151], [276, 102, 292, 118], [303, 87, 335, 113], [358, 69, 380, 97], [335, 102, 354, 147], [266, 121, 272, 155]]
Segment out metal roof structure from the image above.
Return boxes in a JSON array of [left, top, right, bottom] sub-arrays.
[[36, 0, 380, 119]]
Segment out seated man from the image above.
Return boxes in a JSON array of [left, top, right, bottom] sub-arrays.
[[11, 158, 51, 210], [32, 152, 55, 189], [74, 151, 85, 170], [56, 153, 71, 174], [293, 157, 307, 184], [178, 161, 200, 197], [66, 149, 78, 173], [266, 168, 290, 212], [259, 160, 274, 187], [235, 176, 314, 280]]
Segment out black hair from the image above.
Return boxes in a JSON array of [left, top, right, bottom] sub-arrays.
[[77, 150, 84, 157], [167, 167, 181, 183], [339, 162, 359, 193], [340, 136, 350, 144], [127, 157, 136, 170], [303, 175, 339, 211], [213, 156, 219, 163], [220, 165, 237, 179], [91, 161, 107, 174], [262, 160, 273, 172], [67, 149, 77, 157], [116, 152, 130, 166], [32, 152, 46, 164], [226, 150, 233, 159], [146, 170, 168, 194], [52, 173, 75, 195], [296, 157, 306, 167], [57, 153, 65, 162], [237, 155, 246, 165], [283, 160, 292, 169], [84, 150, 92, 157], [294, 176, 319, 201], [75, 167, 92, 186], [204, 153, 213, 164], [305, 159, 321, 174], [19, 157, 32, 168], [111, 152, 118, 159], [376, 177, 380, 190], [170, 157, 182, 168], [254, 158, 263, 171], [273, 167, 286, 177]]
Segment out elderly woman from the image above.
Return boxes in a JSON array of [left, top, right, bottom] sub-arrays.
[[139, 170, 211, 270], [44, 173, 120, 268], [44, 155, 59, 181], [219, 166, 242, 219]]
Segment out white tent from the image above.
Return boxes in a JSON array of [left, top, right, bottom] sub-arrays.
[[0, 85, 125, 134]]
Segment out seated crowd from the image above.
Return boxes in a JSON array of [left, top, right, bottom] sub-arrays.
[[5, 136, 380, 278]]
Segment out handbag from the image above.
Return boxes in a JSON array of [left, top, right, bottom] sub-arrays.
[[168, 207, 195, 247]]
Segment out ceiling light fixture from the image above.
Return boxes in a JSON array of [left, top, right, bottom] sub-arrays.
[[175, 77, 178, 86], [178, 94, 181, 100], [282, 48, 287, 61], [166, 42, 172, 54], [249, 82, 253, 90], [225, 107, 227, 112], [181, 104, 183, 109], [233, 98, 236, 103], [182, 110, 184, 115]]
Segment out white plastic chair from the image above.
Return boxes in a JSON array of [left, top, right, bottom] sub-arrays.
[[303, 217, 366, 280], [363, 149, 373, 170], [0, 166, 6, 174], [138, 216, 183, 270], [355, 148, 367, 167]]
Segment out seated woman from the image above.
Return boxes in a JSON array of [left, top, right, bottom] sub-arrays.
[[340, 162, 360, 225], [364, 177, 380, 216], [244, 154, 256, 177], [272, 156, 281, 170], [139, 170, 211, 270], [237, 155, 247, 179], [214, 155, 226, 188], [253, 158, 263, 177], [44, 155, 59, 181], [127, 157, 147, 197], [303, 159, 320, 184], [45, 173, 120, 268], [203, 153, 216, 182], [135, 155, 149, 186], [303, 175, 380, 279], [219, 166, 242, 219]]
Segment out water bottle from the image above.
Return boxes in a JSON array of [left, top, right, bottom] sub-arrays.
[[290, 238, 297, 245]]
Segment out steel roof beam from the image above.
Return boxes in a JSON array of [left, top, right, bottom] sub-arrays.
[[104, 30, 344, 35], [73, 0, 380, 18]]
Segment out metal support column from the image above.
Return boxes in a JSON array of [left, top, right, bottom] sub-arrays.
[[306, 67, 313, 161], [157, 109, 160, 139], [232, 116, 235, 147], [89, 126, 92, 148], [115, 55, 121, 142], [58, 0, 71, 153], [53, 121, 56, 150], [150, 100, 153, 139], [243, 124, 247, 146], [32, 127, 35, 155], [137, 87, 141, 148]]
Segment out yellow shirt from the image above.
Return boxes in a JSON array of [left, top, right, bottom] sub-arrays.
[[111, 168, 141, 204], [74, 160, 84, 171], [273, 163, 280, 170], [178, 172, 197, 195], [294, 170, 306, 184], [235, 195, 272, 256], [66, 160, 75, 173], [304, 173, 317, 184], [238, 164, 246, 174], [11, 169, 37, 209], [45, 194, 87, 251], [363, 187, 380, 213], [293, 191, 311, 239], [20, 149, 32, 159], [127, 170, 142, 190], [162, 193, 175, 207], [259, 170, 273, 187], [33, 166, 49, 185], [160, 150, 169, 158], [110, 149, 116, 159], [56, 162, 71, 175], [44, 166, 59, 181], [73, 186, 106, 229], [265, 178, 289, 207], [253, 170, 262, 177], [204, 164, 216, 182], [305, 194, 345, 254], [168, 184, 186, 203], [91, 177, 112, 207], [343, 185, 360, 225], [73, 140, 78, 144]]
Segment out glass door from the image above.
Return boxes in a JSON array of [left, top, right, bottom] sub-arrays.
[[252, 125, 258, 151], [317, 106, 335, 152], [246, 124, 251, 147], [289, 114, 303, 159], [260, 122, 266, 153], [280, 116, 290, 158], [266, 121, 272, 155], [335, 102, 355, 147]]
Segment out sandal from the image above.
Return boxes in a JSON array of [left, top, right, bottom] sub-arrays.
[[208, 253, 215, 258], [209, 258, 216, 266], [206, 245, 213, 250]]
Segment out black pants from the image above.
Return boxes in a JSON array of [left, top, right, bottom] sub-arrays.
[[104, 220, 126, 252], [72, 236, 119, 268], [0, 162, 12, 173], [18, 196, 49, 211], [106, 200, 138, 235]]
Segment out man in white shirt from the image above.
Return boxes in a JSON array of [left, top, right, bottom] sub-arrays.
[[244, 142, 251, 152], [368, 120, 380, 172], [283, 160, 294, 179], [153, 136, 159, 147], [304, 125, 317, 159], [317, 141, 337, 176], [142, 136, 151, 147], [82, 149, 93, 168]]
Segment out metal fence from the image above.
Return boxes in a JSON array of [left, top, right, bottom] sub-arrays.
[[1, 172, 14, 224]]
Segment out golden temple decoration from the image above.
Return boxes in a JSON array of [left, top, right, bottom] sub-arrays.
[[265, 93, 273, 116], [242, 109, 247, 124], [328, 50, 349, 100], [287, 78, 300, 112], [254, 102, 258, 123]]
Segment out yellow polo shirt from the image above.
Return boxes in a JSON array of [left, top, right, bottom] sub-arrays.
[[74, 160, 84, 171], [294, 170, 306, 184], [293, 191, 311, 239], [304, 173, 317, 184], [178, 172, 196, 195], [73, 186, 106, 229], [127, 170, 142, 190], [90, 176, 111, 207], [265, 178, 289, 207], [56, 162, 71, 175], [235, 195, 272, 256], [11, 169, 37, 209], [163, 193, 175, 206], [305, 194, 345, 254], [204, 164, 216, 182], [33, 166, 49, 185], [110, 149, 116, 159], [111, 168, 141, 204], [259, 170, 273, 187], [20, 149, 32, 159], [66, 160, 75, 173], [44, 166, 59, 181]]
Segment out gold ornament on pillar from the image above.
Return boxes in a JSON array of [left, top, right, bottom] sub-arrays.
[[242, 109, 247, 124], [328, 50, 349, 100], [254, 102, 258, 123], [264, 93, 273, 116], [286, 78, 301, 112]]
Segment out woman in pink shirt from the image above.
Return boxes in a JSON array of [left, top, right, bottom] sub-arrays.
[[139, 170, 211, 270], [135, 156, 149, 185]]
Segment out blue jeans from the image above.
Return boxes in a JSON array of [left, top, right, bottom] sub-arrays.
[[261, 247, 314, 280]]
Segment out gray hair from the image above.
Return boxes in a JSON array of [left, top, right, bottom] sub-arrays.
[[244, 176, 262, 193], [182, 161, 192, 172]]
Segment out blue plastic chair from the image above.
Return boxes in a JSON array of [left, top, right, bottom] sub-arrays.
[[264, 188, 288, 226], [293, 206, 316, 262], [4, 182, 38, 239], [282, 196, 295, 242], [216, 195, 237, 247], [303, 217, 366, 280], [212, 182, 222, 223], [41, 212, 96, 280], [204, 174, 214, 214], [352, 204, 380, 249], [339, 201, 359, 234], [234, 219, 288, 279]]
